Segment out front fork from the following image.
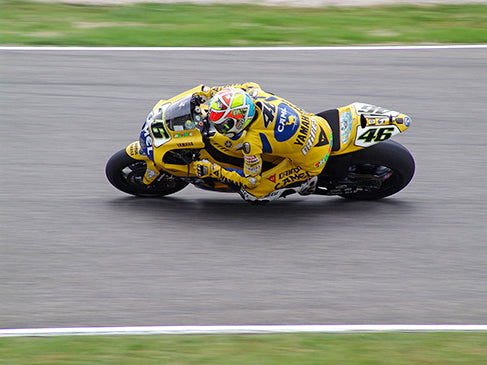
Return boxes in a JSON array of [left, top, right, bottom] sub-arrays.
[[125, 141, 161, 185]]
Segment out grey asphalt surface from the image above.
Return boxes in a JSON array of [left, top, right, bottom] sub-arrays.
[[1, 48, 486, 329]]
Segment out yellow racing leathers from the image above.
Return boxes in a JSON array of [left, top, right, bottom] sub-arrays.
[[192, 82, 333, 201]]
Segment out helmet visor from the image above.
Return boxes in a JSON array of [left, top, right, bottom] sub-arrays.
[[214, 117, 236, 135]]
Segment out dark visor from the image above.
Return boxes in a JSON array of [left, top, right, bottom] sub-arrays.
[[214, 118, 235, 134]]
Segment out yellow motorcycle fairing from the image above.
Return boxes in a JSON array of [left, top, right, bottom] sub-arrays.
[[327, 102, 412, 156], [129, 87, 412, 194], [129, 86, 248, 190], [125, 141, 162, 185]]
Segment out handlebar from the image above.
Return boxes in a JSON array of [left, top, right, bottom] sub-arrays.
[[191, 94, 215, 140]]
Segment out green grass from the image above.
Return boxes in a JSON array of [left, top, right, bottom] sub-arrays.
[[1, 333, 487, 364], [1, 1, 487, 46]]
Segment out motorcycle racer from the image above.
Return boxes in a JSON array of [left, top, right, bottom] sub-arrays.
[[191, 82, 333, 202]]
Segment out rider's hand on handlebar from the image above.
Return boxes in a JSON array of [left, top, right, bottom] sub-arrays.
[[191, 160, 213, 178]]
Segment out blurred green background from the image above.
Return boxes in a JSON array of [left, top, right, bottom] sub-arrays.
[[2, 332, 487, 364], [1, 1, 487, 46]]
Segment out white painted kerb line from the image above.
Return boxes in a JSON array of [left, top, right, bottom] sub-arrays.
[[1, 325, 487, 337], [1, 45, 487, 51]]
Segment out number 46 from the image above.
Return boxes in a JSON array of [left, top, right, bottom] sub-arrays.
[[357, 127, 395, 143]]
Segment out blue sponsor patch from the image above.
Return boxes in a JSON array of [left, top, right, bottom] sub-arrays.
[[274, 103, 300, 142], [404, 116, 411, 127], [139, 127, 154, 161]]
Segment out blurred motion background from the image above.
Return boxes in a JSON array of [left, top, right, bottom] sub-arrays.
[[1, 0, 487, 333]]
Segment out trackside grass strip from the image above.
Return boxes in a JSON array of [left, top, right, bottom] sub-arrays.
[[1, 1, 487, 46], [1, 333, 487, 364]]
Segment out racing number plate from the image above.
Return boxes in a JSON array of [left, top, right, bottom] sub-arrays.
[[354, 125, 400, 147]]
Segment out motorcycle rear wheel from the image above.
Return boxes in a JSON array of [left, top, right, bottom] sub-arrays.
[[105, 149, 188, 197], [338, 140, 415, 200]]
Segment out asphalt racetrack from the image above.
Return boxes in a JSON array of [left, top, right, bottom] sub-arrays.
[[1, 47, 486, 329]]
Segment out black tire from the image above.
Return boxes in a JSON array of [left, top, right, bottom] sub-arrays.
[[105, 149, 188, 197], [339, 140, 415, 200]]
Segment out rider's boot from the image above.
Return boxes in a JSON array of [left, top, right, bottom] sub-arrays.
[[298, 176, 318, 196]]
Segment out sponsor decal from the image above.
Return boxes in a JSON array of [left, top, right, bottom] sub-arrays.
[[279, 167, 302, 179], [356, 104, 398, 117], [128, 142, 138, 156], [300, 118, 318, 156], [244, 154, 260, 165], [145, 135, 154, 160], [294, 115, 311, 146], [225, 140, 233, 148], [275, 169, 311, 189], [314, 155, 328, 169], [294, 116, 319, 155], [267, 174, 276, 183], [404, 116, 411, 127], [315, 127, 329, 148], [245, 164, 262, 174], [174, 132, 195, 138], [339, 110, 353, 145], [176, 142, 194, 148], [274, 103, 300, 142]]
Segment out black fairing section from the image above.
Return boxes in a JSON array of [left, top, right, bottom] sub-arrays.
[[316, 109, 341, 152], [319, 153, 352, 179]]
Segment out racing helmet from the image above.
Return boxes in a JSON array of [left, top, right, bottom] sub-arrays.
[[207, 87, 255, 137]]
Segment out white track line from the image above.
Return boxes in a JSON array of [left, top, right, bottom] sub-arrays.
[[1, 43, 485, 338], [2, 325, 487, 337], [1, 45, 487, 51]]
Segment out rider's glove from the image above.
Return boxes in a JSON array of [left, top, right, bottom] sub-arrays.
[[191, 160, 214, 178], [190, 159, 257, 190]]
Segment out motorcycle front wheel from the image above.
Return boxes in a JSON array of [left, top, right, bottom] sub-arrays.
[[338, 140, 415, 200], [105, 149, 188, 197]]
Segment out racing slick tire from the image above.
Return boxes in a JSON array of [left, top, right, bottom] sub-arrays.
[[339, 139, 415, 200], [105, 149, 188, 197]]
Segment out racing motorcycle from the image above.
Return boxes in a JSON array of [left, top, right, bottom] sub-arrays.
[[106, 86, 415, 202]]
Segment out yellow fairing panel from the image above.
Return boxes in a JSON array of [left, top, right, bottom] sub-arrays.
[[330, 102, 412, 155]]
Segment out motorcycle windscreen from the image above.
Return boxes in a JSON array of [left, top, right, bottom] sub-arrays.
[[165, 95, 197, 132]]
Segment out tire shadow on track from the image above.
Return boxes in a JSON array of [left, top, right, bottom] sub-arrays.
[[105, 194, 416, 227]]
